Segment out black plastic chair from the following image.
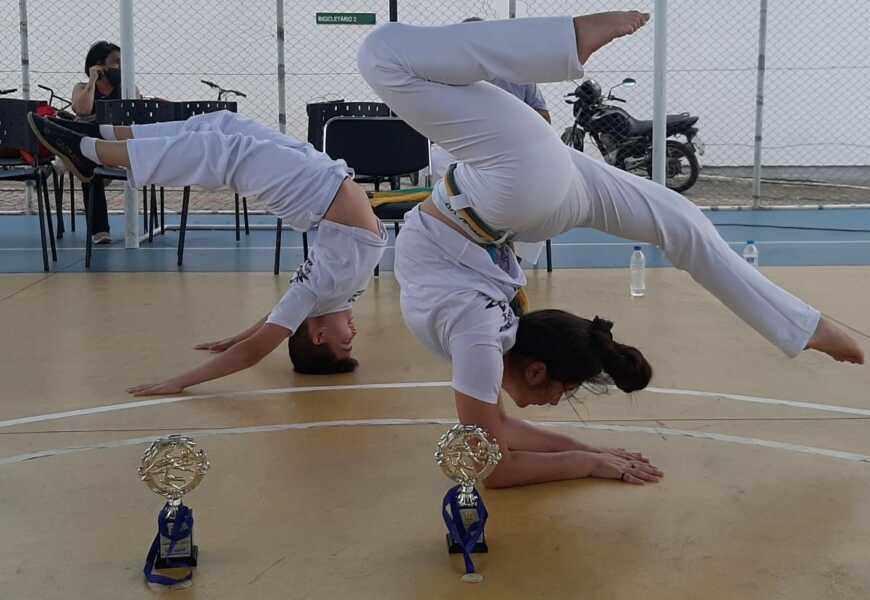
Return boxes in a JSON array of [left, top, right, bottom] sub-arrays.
[[329, 117, 430, 276], [274, 116, 429, 276], [0, 98, 58, 271]]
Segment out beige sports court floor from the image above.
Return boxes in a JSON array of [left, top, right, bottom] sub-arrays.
[[0, 267, 868, 599]]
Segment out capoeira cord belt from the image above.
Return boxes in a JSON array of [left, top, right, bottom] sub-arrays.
[[442, 163, 529, 317]]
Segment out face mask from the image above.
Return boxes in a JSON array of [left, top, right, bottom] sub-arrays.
[[104, 68, 122, 87]]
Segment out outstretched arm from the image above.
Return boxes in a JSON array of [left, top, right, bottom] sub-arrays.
[[455, 391, 662, 488], [498, 406, 593, 452], [498, 408, 651, 463], [195, 315, 269, 353], [127, 323, 289, 396]]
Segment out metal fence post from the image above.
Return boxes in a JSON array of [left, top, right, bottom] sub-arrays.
[[18, 0, 34, 214], [120, 0, 139, 248], [652, 0, 668, 185], [752, 0, 769, 208], [276, 0, 287, 134]]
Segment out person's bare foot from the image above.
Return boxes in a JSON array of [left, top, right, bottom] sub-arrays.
[[806, 317, 865, 364], [573, 11, 651, 64]]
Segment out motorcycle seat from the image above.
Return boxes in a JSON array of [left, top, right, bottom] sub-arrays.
[[628, 113, 698, 136]]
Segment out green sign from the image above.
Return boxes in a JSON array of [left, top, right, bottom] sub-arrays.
[[316, 12, 377, 25]]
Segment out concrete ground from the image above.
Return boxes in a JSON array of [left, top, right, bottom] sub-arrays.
[[0, 269, 868, 599]]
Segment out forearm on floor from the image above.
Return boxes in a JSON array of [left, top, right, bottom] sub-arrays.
[[501, 415, 598, 453], [485, 448, 600, 488]]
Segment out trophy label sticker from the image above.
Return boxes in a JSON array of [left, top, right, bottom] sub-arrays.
[[161, 535, 192, 558]]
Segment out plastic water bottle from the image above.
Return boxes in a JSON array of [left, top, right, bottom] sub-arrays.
[[630, 246, 646, 297], [743, 240, 759, 268]]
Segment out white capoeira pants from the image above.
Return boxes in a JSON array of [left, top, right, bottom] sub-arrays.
[[123, 111, 348, 231], [358, 17, 820, 356]]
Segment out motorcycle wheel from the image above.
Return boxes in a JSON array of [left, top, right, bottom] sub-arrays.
[[616, 140, 699, 193], [661, 140, 699, 192]]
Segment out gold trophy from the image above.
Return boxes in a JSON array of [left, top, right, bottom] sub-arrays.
[[435, 424, 502, 583], [139, 435, 209, 584]]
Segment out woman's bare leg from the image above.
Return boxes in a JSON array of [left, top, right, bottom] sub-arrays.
[[95, 140, 130, 166]]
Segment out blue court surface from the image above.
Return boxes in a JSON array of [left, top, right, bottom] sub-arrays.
[[1, 208, 869, 273]]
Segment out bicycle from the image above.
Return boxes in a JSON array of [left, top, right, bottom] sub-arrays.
[[37, 84, 76, 120], [200, 79, 247, 103]]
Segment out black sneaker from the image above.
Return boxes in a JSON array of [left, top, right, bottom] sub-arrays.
[[28, 113, 96, 182], [48, 117, 101, 139]]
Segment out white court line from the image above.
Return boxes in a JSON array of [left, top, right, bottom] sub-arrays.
[[643, 386, 870, 417], [3, 381, 870, 432], [1, 418, 869, 467], [0, 382, 453, 430]]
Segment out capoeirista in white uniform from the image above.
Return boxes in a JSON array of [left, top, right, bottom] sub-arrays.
[[359, 16, 824, 410], [124, 110, 387, 334]]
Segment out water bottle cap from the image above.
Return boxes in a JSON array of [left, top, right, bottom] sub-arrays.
[[633, 246, 642, 251]]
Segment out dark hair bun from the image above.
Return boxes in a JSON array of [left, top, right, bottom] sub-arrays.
[[589, 315, 652, 393], [512, 310, 653, 394]]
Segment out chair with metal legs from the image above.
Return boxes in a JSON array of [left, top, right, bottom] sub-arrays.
[[273, 220, 307, 276], [55, 169, 77, 234], [0, 98, 58, 271]]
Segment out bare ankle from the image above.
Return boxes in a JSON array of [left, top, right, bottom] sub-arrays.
[[95, 140, 131, 168]]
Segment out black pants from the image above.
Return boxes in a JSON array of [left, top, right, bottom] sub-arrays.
[[82, 179, 110, 234]]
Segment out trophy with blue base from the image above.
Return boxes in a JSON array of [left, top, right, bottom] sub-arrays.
[[139, 435, 210, 587], [435, 424, 502, 583]]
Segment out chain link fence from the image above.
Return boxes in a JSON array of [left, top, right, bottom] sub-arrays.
[[1, 0, 278, 214], [2, 1, 868, 214], [524, 0, 870, 207], [749, 0, 869, 205], [666, 0, 870, 206], [284, 0, 390, 140]]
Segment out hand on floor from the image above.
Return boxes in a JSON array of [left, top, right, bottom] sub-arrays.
[[127, 381, 185, 396], [194, 337, 237, 353], [591, 452, 664, 485], [599, 447, 650, 464]]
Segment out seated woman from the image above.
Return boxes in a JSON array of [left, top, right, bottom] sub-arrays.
[[70, 41, 141, 245], [357, 12, 863, 489]]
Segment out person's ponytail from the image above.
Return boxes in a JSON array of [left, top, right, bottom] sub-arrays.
[[511, 311, 652, 394], [588, 317, 652, 393]]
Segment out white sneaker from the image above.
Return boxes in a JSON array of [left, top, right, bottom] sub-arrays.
[[92, 232, 112, 245]]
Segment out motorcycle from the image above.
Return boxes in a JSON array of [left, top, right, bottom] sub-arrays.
[[561, 78, 703, 192]]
